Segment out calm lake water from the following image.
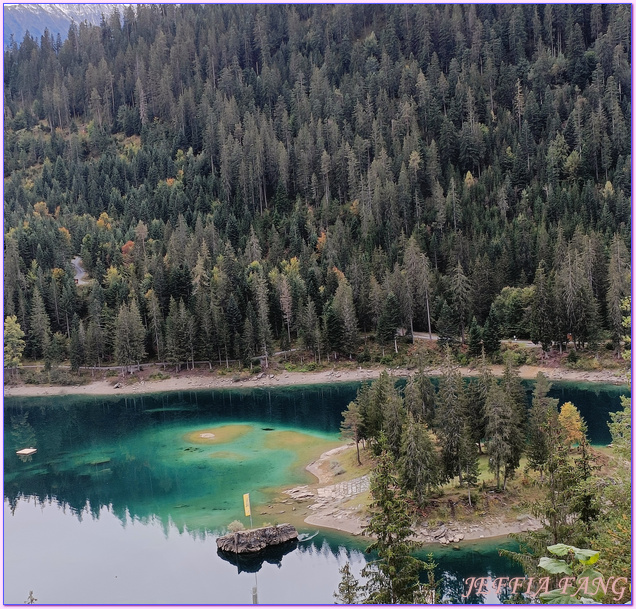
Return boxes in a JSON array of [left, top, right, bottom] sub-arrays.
[[4, 380, 629, 604]]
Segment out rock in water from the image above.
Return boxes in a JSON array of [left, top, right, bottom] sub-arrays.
[[216, 524, 298, 554]]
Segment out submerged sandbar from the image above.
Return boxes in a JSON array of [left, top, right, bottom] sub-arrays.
[[185, 424, 253, 445]]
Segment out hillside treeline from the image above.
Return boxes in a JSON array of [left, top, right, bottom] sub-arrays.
[[3, 4, 631, 369]]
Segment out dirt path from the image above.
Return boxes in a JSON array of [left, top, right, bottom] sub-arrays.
[[4, 363, 628, 398], [71, 256, 90, 285]]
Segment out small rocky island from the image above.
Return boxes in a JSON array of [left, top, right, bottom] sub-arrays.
[[216, 524, 298, 554]]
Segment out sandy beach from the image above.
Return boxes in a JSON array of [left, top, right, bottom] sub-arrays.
[[4, 363, 629, 398]]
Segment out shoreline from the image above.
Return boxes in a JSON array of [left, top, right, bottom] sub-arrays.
[[279, 443, 544, 545], [3, 363, 629, 398]]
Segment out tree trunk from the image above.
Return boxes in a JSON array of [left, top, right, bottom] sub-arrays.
[[425, 289, 432, 339]]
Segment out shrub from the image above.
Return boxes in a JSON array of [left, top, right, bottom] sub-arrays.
[[455, 352, 468, 366], [356, 348, 371, 363], [149, 372, 170, 381], [227, 520, 245, 533]]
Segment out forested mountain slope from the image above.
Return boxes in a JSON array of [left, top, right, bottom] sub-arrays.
[[3, 4, 631, 370]]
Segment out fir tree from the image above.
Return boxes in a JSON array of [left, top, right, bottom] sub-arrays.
[[484, 382, 513, 490], [467, 316, 482, 357], [481, 312, 500, 356], [376, 291, 400, 354], [334, 563, 362, 604], [434, 349, 466, 483], [399, 412, 441, 505], [527, 372, 559, 480], [362, 434, 424, 604]]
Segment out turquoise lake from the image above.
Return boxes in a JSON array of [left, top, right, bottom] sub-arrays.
[[4, 380, 629, 604]]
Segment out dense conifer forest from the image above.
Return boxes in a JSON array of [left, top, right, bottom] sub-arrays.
[[3, 4, 631, 371]]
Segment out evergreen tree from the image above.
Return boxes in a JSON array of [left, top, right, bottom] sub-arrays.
[[332, 277, 359, 357], [435, 299, 458, 350], [529, 260, 554, 354], [114, 299, 146, 373], [29, 287, 51, 360], [481, 311, 500, 356], [324, 303, 344, 359], [434, 349, 466, 483], [69, 313, 85, 372], [450, 260, 472, 344], [463, 373, 488, 454], [403, 374, 436, 426], [334, 563, 362, 604], [362, 434, 424, 604], [376, 291, 400, 354], [527, 372, 559, 480], [500, 355, 526, 487], [399, 412, 441, 505], [606, 235, 629, 355], [459, 416, 480, 507], [467, 316, 482, 357], [249, 264, 273, 368], [484, 382, 513, 490], [382, 390, 404, 459]]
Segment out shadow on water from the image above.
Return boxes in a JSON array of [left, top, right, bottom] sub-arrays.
[[217, 539, 299, 573]]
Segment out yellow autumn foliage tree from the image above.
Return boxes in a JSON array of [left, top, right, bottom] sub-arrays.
[[558, 401, 584, 448]]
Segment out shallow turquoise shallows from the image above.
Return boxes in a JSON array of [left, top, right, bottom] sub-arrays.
[[4, 381, 628, 604]]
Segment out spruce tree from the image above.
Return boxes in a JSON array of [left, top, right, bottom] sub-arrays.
[[362, 434, 424, 604], [484, 382, 513, 490], [500, 355, 526, 487], [434, 349, 466, 483], [435, 299, 459, 350], [69, 313, 85, 372], [529, 260, 554, 354], [482, 312, 500, 356], [334, 563, 362, 604], [399, 412, 441, 505], [467, 316, 482, 357], [527, 372, 559, 480], [376, 291, 400, 354]]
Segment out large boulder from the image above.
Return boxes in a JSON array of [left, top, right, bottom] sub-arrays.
[[216, 524, 298, 554]]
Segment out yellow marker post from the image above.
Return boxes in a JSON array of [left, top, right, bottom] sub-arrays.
[[243, 493, 253, 528]]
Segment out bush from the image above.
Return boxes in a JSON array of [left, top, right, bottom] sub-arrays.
[[252, 365, 261, 374], [455, 352, 468, 366], [566, 350, 579, 364], [149, 372, 170, 381], [356, 348, 371, 363], [227, 520, 246, 532], [379, 355, 394, 365]]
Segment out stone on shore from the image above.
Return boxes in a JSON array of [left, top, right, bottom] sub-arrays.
[[216, 524, 298, 554]]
